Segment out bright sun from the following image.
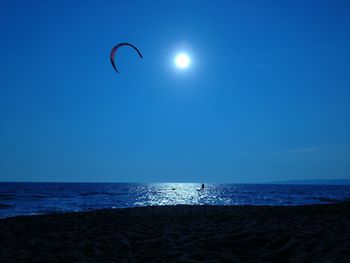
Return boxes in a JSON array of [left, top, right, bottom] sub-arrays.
[[174, 53, 191, 69]]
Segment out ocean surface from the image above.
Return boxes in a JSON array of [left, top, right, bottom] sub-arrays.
[[1, 182, 350, 218]]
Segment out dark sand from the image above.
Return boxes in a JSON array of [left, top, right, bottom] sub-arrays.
[[1, 202, 350, 262]]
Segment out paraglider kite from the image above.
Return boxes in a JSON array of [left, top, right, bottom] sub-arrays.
[[110, 42, 143, 74]]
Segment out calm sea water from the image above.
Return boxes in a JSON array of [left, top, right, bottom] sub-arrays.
[[1, 182, 350, 218]]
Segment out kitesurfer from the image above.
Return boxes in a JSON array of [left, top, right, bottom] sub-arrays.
[[110, 42, 143, 74]]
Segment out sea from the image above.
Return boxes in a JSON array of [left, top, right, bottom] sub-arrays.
[[1, 182, 350, 218]]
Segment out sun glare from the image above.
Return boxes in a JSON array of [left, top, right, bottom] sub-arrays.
[[174, 53, 191, 69]]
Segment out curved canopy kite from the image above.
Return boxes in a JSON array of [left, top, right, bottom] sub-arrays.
[[110, 42, 143, 74]]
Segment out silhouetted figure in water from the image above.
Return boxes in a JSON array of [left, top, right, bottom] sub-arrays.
[[197, 183, 205, 191]]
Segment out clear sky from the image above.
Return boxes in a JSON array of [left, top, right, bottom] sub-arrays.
[[1, 0, 350, 183]]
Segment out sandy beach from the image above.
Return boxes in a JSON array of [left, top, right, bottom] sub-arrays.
[[1, 202, 350, 262]]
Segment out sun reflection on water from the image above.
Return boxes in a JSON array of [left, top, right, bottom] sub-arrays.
[[133, 183, 229, 207]]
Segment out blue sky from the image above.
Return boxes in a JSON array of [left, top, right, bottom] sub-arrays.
[[0, 0, 350, 183]]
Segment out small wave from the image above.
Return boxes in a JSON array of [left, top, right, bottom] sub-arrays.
[[0, 203, 13, 209], [0, 193, 16, 201], [79, 192, 126, 197], [36, 208, 62, 214], [314, 197, 341, 203], [30, 194, 49, 199]]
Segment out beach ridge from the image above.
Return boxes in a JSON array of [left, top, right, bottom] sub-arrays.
[[1, 202, 350, 262]]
